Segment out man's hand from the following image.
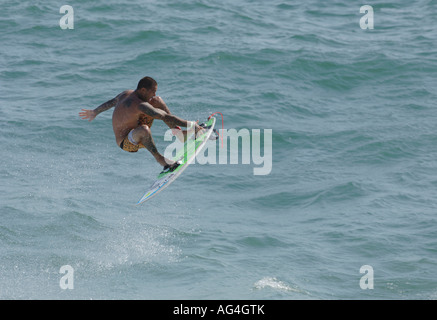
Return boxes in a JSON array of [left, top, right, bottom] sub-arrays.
[[149, 96, 164, 107], [148, 96, 172, 114], [195, 122, 206, 138], [79, 109, 97, 122]]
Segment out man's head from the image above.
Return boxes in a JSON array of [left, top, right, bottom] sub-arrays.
[[136, 76, 158, 101]]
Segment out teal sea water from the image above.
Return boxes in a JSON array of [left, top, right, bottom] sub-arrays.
[[1, 0, 437, 299]]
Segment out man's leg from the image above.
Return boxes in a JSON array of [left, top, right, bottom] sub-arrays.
[[131, 125, 175, 167]]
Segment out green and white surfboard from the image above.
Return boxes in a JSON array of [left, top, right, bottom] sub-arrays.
[[136, 116, 216, 205]]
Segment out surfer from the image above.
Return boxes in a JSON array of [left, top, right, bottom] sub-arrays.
[[79, 76, 204, 171]]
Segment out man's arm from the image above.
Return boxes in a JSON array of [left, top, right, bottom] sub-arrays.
[[139, 102, 186, 127], [149, 96, 171, 114], [94, 97, 118, 115], [79, 96, 119, 122], [149, 96, 186, 140], [139, 102, 203, 134]]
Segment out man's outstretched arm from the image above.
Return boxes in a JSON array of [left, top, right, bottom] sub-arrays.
[[79, 96, 118, 122]]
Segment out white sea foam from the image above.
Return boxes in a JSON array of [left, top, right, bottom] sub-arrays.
[[254, 277, 298, 292]]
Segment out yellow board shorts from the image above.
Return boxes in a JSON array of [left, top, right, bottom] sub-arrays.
[[119, 130, 145, 153]]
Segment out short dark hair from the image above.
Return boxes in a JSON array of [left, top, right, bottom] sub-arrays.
[[137, 76, 157, 90]]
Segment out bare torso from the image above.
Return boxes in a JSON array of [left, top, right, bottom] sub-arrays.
[[112, 90, 154, 146]]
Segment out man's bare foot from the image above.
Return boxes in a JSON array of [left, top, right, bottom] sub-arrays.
[[161, 160, 182, 173], [195, 124, 207, 138]]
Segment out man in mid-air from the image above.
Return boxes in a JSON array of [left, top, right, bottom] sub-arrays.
[[79, 76, 203, 171]]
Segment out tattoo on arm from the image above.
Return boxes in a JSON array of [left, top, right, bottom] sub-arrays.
[[139, 102, 166, 119], [165, 114, 190, 128], [139, 103, 190, 128], [94, 97, 118, 115], [155, 102, 171, 114]]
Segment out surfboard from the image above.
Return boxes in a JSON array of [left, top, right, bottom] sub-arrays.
[[136, 116, 216, 205]]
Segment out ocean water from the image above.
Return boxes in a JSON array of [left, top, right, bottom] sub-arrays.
[[1, 0, 437, 300]]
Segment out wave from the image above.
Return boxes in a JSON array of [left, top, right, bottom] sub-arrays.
[[254, 277, 301, 293]]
